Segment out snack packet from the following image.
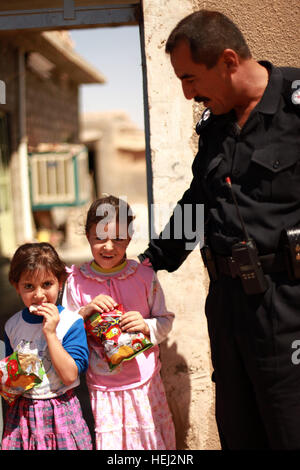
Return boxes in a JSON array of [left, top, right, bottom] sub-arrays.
[[85, 304, 153, 370], [0, 351, 44, 405]]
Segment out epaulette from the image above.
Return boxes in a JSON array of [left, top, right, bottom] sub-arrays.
[[195, 108, 213, 135]]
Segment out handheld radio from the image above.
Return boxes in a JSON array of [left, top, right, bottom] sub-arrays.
[[226, 177, 268, 295]]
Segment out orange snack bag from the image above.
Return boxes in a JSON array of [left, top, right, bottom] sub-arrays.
[[0, 351, 44, 405], [85, 304, 153, 370]]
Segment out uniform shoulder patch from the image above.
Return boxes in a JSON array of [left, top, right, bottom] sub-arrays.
[[195, 108, 212, 135], [291, 80, 300, 105], [282, 74, 300, 115]]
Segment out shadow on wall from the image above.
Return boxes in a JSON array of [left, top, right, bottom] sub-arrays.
[[160, 341, 191, 449]]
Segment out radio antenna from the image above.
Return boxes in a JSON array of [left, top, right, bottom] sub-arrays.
[[226, 177, 250, 242]]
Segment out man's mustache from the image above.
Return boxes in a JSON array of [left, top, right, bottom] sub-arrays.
[[194, 96, 210, 103]]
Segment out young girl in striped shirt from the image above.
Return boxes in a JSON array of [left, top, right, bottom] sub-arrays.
[[1, 242, 92, 450]]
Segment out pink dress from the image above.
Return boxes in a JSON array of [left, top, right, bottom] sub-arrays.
[[63, 259, 176, 450]]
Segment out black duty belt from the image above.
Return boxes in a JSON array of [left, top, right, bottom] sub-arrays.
[[215, 251, 286, 278]]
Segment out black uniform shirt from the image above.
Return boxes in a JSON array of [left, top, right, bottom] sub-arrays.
[[143, 61, 300, 272]]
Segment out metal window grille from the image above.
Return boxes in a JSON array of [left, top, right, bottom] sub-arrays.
[[29, 145, 90, 209]]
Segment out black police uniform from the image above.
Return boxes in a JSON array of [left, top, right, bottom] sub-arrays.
[[140, 61, 300, 449]]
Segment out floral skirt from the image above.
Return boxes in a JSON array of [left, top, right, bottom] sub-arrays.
[[1, 390, 92, 450], [88, 372, 176, 450]]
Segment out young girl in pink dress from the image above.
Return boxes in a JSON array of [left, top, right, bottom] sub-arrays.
[[63, 195, 176, 450]]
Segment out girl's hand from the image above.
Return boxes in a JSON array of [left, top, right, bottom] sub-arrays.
[[119, 311, 150, 337], [36, 304, 78, 386], [35, 303, 60, 337], [79, 294, 118, 320]]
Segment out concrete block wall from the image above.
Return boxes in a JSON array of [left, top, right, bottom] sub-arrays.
[[0, 41, 19, 153], [0, 40, 80, 152], [26, 69, 79, 149]]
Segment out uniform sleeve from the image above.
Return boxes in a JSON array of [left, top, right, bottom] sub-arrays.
[[141, 151, 205, 273], [62, 318, 89, 374], [144, 273, 175, 345]]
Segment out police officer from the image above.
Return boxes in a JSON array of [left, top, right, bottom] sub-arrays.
[[139, 10, 300, 449]]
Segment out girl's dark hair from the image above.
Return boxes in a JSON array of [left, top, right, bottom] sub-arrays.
[[9, 242, 68, 285], [85, 195, 135, 236], [165, 10, 251, 68]]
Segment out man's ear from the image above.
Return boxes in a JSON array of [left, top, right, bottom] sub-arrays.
[[221, 48, 240, 72]]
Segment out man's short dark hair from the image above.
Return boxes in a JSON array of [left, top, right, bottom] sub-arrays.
[[165, 10, 252, 68]]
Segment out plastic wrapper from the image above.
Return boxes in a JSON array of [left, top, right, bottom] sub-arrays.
[[0, 351, 44, 405], [85, 304, 153, 370]]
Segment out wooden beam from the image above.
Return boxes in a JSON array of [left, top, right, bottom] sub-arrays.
[[64, 0, 75, 20], [0, 4, 140, 31], [0, 1, 140, 12]]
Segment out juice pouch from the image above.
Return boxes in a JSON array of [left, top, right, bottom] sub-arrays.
[[0, 351, 44, 405], [85, 304, 153, 370]]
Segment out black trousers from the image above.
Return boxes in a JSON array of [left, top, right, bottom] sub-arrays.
[[205, 273, 300, 450]]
